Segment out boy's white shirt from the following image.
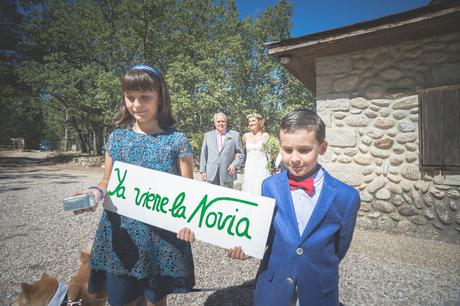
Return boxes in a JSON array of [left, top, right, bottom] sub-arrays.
[[289, 167, 325, 305], [290, 167, 325, 236]]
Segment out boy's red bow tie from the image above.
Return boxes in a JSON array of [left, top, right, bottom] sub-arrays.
[[289, 178, 314, 196]]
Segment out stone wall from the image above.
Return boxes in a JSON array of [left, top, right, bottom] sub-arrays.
[[73, 156, 104, 167], [315, 32, 460, 242]]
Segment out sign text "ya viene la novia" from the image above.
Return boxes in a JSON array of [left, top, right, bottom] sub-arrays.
[[104, 161, 275, 259]]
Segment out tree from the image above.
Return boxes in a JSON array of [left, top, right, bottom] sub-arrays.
[[13, 0, 314, 156], [0, 0, 45, 148], [18, 0, 123, 153]]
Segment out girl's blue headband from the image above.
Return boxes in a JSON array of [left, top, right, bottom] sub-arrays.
[[131, 64, 160, 78]]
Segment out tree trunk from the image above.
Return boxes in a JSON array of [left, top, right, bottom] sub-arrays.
[[93, 125, 104, 156], [73, 124, 90, 154]]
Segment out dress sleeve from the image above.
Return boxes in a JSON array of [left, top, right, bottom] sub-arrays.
[[177, 132, 193, 159], [103, 130, 116, 157]]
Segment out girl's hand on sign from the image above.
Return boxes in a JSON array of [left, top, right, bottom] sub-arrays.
[[227, 246, 249, 260], [177, 227, 196, 243]]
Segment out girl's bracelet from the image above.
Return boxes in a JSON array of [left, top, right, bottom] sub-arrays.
[[88, 186, 106, 201]]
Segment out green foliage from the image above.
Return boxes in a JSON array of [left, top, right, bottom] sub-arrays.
[[0, 0, 45, 148], [262, 135, 280, 171], [262, 135, 280, 156], [187, 132, 204, 166], [6, 0, 314, 156]]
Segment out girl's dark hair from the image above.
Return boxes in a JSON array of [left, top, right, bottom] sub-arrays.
[[114, 67, 176, 129], [280, 109, 326, 143]]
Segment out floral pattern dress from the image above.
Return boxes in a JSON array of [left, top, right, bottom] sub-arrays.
[[90, 128, 195, 293]]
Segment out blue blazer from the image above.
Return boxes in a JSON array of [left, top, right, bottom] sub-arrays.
[[254, 169, 360, 306]]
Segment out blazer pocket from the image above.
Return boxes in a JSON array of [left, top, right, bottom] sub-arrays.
[[321, 209, 341, 225], [258, 268, 275, 282], [319, 268, 338, 294]]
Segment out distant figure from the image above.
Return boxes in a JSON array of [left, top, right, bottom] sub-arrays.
[[71, 65, 196, 306], [241, 113, 270, 195], [200, 112, 244, 188], [228, 109, 361, 306]]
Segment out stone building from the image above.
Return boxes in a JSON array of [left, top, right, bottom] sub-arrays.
[[266, 1, 460, 241]]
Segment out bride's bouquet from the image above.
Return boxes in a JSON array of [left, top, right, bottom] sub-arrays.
[[262, 136, 280, 172]]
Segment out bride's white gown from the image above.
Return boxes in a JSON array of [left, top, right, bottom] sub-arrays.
[[242, 141, 271, 195]]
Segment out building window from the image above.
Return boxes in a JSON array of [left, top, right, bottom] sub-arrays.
[[418, 85, 460, 171]]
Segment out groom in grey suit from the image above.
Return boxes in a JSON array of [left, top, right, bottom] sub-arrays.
[[200, 112, 244, 188]]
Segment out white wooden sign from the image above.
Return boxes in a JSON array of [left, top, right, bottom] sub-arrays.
[[104, 161, 275, 259]]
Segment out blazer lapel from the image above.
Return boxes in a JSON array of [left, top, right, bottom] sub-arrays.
[[299, 171, 337, 242], [221, 130, 231, 152], [211, 130, 220, 153], [277, 171, 301, 238]]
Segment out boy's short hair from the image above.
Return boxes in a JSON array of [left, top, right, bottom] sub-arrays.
[[280, 109, 326, 143]]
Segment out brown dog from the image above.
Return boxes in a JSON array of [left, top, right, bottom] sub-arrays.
[[12, 251, 106, 306], [66, 251, 106, 306], [12, 273, 59, 306]]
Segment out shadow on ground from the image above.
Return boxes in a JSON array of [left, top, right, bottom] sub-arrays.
[[204, 279, 254, 306], [0, 154, 78, 167], [0, 153, 90, 193]]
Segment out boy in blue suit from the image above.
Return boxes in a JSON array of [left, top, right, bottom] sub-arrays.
[[228, 109, 360, 306]]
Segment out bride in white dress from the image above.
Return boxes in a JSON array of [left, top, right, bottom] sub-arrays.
[[241, 113, 271, 195]]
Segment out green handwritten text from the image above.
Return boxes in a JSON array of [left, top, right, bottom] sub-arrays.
[[110, 166, 257, 240], [108, 168, 127, 199], [169, 192, 187, 219], [187, 195, 255, 239], [133, 188, 169, 213]]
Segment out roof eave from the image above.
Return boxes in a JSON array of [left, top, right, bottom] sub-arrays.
[[266, 1, 460, 95]]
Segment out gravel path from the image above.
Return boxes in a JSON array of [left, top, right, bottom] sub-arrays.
[[1, 152, 459, 306]]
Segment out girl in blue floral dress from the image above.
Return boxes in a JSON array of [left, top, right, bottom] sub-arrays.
[[74, 65, 195, 306]]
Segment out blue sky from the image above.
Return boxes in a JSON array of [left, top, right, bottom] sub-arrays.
[[235, 0, 431, 38]]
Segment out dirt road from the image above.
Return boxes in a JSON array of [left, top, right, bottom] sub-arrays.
[[1, 151, 459, 305]]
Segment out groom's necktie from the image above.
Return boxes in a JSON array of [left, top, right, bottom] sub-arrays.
[[217, 132, 225, 152], [289, 178, 314, 197]]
